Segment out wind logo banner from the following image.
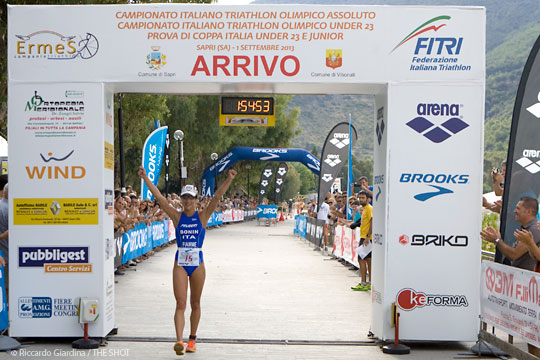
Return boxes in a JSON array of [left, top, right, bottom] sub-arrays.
[[141, 126, 168, 200]]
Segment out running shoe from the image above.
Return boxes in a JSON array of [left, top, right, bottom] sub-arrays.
[[173, 341, 184, 355], [364, 283, 372, 291], [186, 340, 197, 353], [351, 283, 365, 291]]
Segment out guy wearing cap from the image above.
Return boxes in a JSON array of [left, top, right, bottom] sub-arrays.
[[138, 165, 237, 355]]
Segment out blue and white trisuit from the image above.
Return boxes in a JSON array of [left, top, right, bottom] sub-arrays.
[[174, 211, 205, 276]]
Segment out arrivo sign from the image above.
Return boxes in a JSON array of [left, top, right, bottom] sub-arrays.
[[191, 55, 300, 76]]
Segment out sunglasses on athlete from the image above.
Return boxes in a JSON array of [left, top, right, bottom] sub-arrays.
[[181, 195, 196, 200]]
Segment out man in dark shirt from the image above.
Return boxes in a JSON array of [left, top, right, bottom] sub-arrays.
[[481, 197, 540, 271]]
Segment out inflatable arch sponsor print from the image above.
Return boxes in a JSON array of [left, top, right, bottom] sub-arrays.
[[201, 146, 320, 197], [8, 4, 484, 341]]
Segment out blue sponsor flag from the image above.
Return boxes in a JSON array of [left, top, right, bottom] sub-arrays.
[[141, 126, 168, 200], [0, 250, 7, 331], [346, 114, 354, 220]]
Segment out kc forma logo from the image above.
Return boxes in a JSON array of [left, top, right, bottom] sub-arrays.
[[400, 173, 469, 201], [396, 288, 468, 311], [407, 103, 468, 143], [516, 149, 540, 174]]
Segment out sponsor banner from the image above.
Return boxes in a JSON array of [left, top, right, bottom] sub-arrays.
[[294, 214, 307, 238], [333, 225, 360, 267], [8, 5, 484, 84], [200, 147, 319, 197], [481, 261, 540, 348], [122, 222, 154, 264], [0, 251, 7, 331], [317, 122, 357, 207], [274, 162, 288, 204], [207, 211, 224, 227], [13, 198, 99, 225], [114, 232, 123, 268], [141, 126, 168, 200], [500, 35, 540, 252], [257, 205, 277, 219], [104, 141, 114, 170], [150, 221, 169, 248], [19, 246, 90, 272], [258, 163, 274, 204], [18, 296, 78, 319]]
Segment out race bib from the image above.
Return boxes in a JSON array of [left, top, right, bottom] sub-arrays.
[[177, 248, 200, 267]]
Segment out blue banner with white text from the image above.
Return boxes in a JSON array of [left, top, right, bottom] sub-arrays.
[[257, 205, 278, 218], [141, 126, 168, 200]]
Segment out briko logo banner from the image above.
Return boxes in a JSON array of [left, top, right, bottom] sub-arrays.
[[200, 147, 320, 197], [318, 122, 358, 206], [257, 204, 277, 219], [141, 126, 167, 200], [500, 34, 540, 254], [274, 162, 288, 204], [258, 163, 274, 204]]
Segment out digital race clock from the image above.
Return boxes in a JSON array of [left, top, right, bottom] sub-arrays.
[[219, 97, 275, 127]]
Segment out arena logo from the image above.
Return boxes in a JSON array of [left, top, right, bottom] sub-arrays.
[[376, 107, 385, 145], [516, 149, 540, 174], [15, 30, 99, 60], [396, 288, 468, 311], [527, 91, 540, 118], [399, 173, 469, 201], [406, 103, 468, 143], [329, 133, 350, 149], [25, 90, 85, 113], [324, 154, 341, 167], [399, 234, 468, 246]]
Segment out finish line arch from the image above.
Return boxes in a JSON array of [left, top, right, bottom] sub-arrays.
[[7, 3, 485, 343], [201, 147, 320, 197]]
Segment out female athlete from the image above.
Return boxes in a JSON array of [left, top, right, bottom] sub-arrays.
[[138, 166, 237, 355]]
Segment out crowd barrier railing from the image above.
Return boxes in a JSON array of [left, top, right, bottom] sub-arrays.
[[294, 216, 361, 267], [114, 208, 257, 266]]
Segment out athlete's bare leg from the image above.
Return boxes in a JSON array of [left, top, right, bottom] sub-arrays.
[[189, 263, 206, 336], [172, 263, 189, 342]]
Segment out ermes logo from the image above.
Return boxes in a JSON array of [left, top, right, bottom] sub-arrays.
[[25, 150, 86, 180], [15, 30, 99, 60]]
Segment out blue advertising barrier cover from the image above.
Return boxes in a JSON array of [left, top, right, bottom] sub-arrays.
[[207, 211, 224, 227], [295, 215, 307, 238], [257, 205, 278, 219], [0, 250, 7, 331], [141, 126, 168, 200], [201, 147, 320, 197], [122, 220, 169, 263]]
